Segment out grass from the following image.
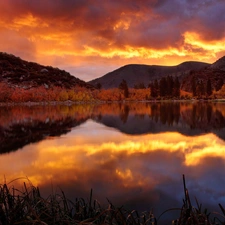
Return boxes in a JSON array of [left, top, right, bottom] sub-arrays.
[[0, 175, 224, 225]]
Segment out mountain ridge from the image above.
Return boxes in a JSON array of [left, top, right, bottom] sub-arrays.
[[88, 61, 211, 89], [0, 52, 93, 90], [1, 52, 225, 95]]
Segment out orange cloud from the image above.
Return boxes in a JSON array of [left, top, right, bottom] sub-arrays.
[[1, 127, 224, 188]]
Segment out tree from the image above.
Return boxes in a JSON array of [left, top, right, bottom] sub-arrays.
[[206, 78, 212, 96], [166, 76, 174, 96], [159, 77, 166, 97], [216, 78, 223, 91], [197, 80, 205, 97], [150, 79, 158, 98], [174, 76, 180, 97], [192, 77, 197, 97], [119, 79, 129, 98]]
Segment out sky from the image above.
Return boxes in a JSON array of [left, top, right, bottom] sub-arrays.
[[0, 0, 225, 81]]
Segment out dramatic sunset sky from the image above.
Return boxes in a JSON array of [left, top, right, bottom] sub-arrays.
[[0, 0, 225, 81]]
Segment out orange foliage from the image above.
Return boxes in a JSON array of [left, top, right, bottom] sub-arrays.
[[0, 83, 13, 102], [93, 89, 123, 101], [93, 88, 150, 101], [128, 88, 150, 101], [0, 83, 94, 103], [1, 81, 208, 103], [180, 90, 192, 99], [213, 84, 225, 99]]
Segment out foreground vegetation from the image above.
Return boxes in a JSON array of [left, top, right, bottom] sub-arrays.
[[0, 176, 224, 225]]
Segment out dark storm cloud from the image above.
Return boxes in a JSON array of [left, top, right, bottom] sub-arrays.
[[1, 0, 224, 49]]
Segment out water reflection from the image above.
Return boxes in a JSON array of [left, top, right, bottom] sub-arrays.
[[1, 122, 225, 220], [1, 102, 225, 153], [0, 102, 225, 223], [0, 104, 92, 153], [93, 102, 225, 139]]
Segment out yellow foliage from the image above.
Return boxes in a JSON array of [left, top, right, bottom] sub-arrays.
[[95, 89, 123, 101], [180, 90, 192, 99]]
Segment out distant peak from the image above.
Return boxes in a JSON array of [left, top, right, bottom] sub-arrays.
[[211, 55, 225, 70]]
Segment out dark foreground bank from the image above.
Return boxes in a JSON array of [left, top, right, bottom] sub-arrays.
[[0, 175, 224, 225]]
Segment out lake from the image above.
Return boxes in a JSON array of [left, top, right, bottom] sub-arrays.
[[0, 102, 225, 223]]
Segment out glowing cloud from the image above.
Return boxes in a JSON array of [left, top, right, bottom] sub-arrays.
[[0, 0, 225, 80], [183, 31, 225, 57]]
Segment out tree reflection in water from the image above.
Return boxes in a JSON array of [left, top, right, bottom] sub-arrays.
[[1, 102, 225, 153]]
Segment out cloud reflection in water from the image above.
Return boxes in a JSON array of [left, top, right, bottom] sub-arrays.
[[0, 120, 225, 218]]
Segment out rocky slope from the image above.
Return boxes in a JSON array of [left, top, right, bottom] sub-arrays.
[[0, 52, 93, 89]]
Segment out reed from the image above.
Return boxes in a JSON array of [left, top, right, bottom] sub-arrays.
[[0, 175, 224, 224]]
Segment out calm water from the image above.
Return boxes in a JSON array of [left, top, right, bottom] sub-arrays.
[[0, 102, 225, 223]]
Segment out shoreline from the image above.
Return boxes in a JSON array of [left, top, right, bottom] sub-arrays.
[[0, 98, 225, 106]]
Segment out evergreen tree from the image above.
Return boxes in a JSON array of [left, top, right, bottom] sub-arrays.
[[192, 77, 197, 96], [216, 78, 223, 91], [150, 82, 154, 97], [166, 76, 174, 96], [154, 79, 159, 97], [160, 77, 166, 97], [206, 78, 212, 96], [174, 76, 180, 97], [150, 79, 158, 98], [197, 80, 205, 97], [119, 79, 129, 98]]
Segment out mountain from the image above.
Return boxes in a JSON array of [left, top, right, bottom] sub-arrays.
[[181, 67, 225, 92], [181, 56, 225, 92], [0, 52, 93, 89], [88, 61, 210, 89]]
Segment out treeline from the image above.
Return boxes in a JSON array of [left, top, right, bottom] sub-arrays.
[[1, 75, 222, 103], [0, 82, 150, 103], [150, 76, 180, 98]]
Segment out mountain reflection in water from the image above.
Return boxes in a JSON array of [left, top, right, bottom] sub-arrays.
[[0, 102, 225, 223], [1, 102, 225, 153]]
